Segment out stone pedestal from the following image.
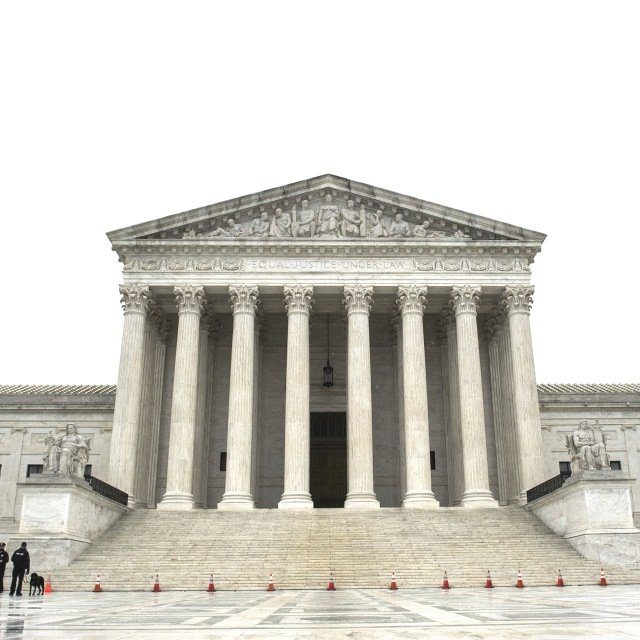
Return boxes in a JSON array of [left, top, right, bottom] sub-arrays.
[[526, 470, 640, 566], [17, 474, 129, 570]]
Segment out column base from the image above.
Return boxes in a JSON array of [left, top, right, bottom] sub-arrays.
[[278, 492, 314, 509], [461, 489, 499, 508], [217, 492, 255, 511], [345, 492, 380, 509], [157, 492, 195, 511], [402, 491, 440, 509]]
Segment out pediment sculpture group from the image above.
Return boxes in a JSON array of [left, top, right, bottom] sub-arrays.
[[565, 420, 611, 473], [182, 194, 472, 240]]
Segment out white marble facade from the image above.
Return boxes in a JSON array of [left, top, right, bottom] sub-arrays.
[[1, 176, 639, 520]]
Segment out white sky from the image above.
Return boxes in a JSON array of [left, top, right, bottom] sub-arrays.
[[1, 1, 638, 384]]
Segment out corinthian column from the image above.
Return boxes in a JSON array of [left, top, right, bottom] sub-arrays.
[[159, 285, 205, 510], [501, 286, 546, 501], [279, 285, 314, 509], [218, 285, 259, 510], [397, 286, 439, 509], [450, 286, 498, 508], [343, 285, 380, 509], [109, 284, 150, 506]]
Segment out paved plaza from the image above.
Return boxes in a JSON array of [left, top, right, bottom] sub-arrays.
[[1, 586, 640, 639]]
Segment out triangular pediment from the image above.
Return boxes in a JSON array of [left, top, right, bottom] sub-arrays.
[[107, 175, 545, 245]]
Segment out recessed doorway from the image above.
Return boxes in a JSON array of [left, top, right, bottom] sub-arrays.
[[310, 412, 347, 508]]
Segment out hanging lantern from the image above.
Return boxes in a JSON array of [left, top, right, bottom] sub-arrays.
[[323, 315, 334, 387]]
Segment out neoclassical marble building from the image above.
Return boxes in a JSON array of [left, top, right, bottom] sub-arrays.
[[1, 176, 639, 523]]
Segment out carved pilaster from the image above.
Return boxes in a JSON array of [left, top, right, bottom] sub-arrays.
[[119, 284, 150, 315], [229, 285, 259, 315], [174, 285, 205, 315], [450, 285, 481, 316], [284, 285, 314, 315], [343, 285, 373, 315], [501, 286, 534, 316], [396, 285, 427, 316]]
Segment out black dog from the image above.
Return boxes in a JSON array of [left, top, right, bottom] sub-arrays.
[[29, 573, 44, 596]]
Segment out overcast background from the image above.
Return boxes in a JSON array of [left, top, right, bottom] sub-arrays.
[[1, 1, 638, 384]]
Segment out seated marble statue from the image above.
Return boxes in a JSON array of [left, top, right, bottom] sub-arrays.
[[565, 420, 611, 473], [248, 212, 270, 238], [291, 200, 317, 237], [317, 194, 341, 237], [340, 200, 364, 237], [269, 208, 292, 237], [413, 220, 432, 237], [367, 209, 388, 238], [388, 213, 410, 238], [43, 423, 90, 478]]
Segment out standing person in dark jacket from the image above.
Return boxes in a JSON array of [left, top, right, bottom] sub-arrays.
[[0, 542, 9, 592], [9, 542, 30, 597]]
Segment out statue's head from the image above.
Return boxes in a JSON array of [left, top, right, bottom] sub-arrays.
[[261, 212, 269, 221], [66, 423, 77, 435], [395, 213, 403, 222], [579, 419, 588, 429], [227, 218, 235, 228], [302, 199, 309, 208], [325, 194, 333, 204], [347, 199, 354, 208], [275, 208, 283, 216]]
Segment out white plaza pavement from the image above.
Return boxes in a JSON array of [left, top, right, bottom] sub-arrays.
[[1, 586, 640, 639]]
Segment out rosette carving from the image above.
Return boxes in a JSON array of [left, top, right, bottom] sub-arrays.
[[396, 285, 427, 315], [229, 285, 259, 314], [174, 285, 205, 315], [501, 285, 534, 315], [283, 285, 314, 314], [450, 285, 481, 315], [119, 284, 150, 315], [343, 285, 373, 314]]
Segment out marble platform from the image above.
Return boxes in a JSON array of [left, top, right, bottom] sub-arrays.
[[1, 586, 640, 639]]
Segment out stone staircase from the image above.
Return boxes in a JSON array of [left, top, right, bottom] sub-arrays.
[[50, 506, 640, 591]]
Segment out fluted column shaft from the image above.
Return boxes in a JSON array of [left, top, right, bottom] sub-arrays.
[[218, 286, 259, 510], [159, 286, 205, 510], [451, 286, 498, 508], [502, 286, 546, 501], [279, 286, 314, 509], [343, 285, 380, 508], [397, 286, 439, 509], [496, 319, 521, 503], [108, 285, 149, 506], [444, 315, 464, 506]]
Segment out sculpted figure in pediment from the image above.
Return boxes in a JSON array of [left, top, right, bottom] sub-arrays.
[[413, 220, 431, 237], [207, 218, 245, 238], [291, 200, 316, 237], [388, 213, 410, 238], [367, 209, 387, 238], [340, 199, 364, 237], [248, 212, 270, 238], [452, 229, 472, 239], [270, 207, 292, 237], [317, 194, 341, 237]]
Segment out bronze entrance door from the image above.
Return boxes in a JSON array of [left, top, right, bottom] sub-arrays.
[[310, 412, 347, 508]]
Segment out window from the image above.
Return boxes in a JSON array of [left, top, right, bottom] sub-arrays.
[[559, 461, 571, 475], [611, 461, 622, 471], [84, 464, 92, 478], [430, 451, 436, 471], [26, 464, 43, 478], [220, 452, 227, 472]]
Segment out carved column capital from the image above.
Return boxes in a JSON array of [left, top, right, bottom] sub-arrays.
[[450, 285, 481, 316], [119, 284, 150, 315], [343, 285, 373, 315], [229, 285, 259, 315], [501, 286, 534, 316], [174, 285, 205, 315], [284, 285, 314, 315], [396, 285, 427, 316]]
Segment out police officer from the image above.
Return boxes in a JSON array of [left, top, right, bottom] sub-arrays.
[[9, 542, 30, 597], [0, 542, 9, 592]]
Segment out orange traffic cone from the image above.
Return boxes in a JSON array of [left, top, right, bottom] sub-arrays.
[[441, 571, 450, 590], [556, 569, 565, 587], [153, 572, 161, 593], [516, 569, 524, 588], [327, 572, 336, 591], [93, 573, 102, 593], [207, 574, 215, 593], [389, 572, 398, 590], [599, 568, 607, 586], [485, 570, 494, 588], [267, 573, 276, 592], [44, 575, 53, 594]]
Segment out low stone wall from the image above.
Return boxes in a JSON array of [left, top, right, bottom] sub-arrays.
[[526, 470, 640, 567], [12, 474, 129, 572]]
